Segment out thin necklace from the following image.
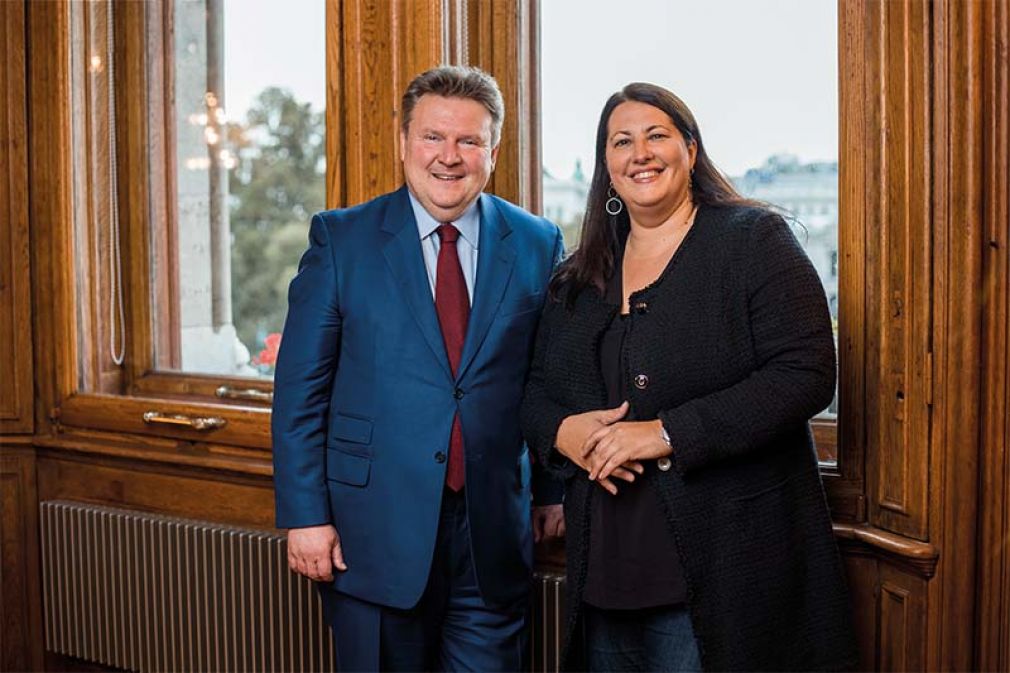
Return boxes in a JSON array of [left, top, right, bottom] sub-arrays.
[[627, 204, 699, 257]]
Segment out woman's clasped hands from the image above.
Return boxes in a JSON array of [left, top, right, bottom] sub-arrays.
[[555, 401, 673, 494]]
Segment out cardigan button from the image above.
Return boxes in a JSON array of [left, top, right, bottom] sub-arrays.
[[657, 457, 672, 472], [633, 301, 648, 314], [633, 374, 649, 389]]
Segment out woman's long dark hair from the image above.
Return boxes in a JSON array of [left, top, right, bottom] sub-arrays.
[[552, 82, 766, 301]]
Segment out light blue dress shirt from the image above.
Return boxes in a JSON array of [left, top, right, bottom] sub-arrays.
[[408, 191, 480, 306]]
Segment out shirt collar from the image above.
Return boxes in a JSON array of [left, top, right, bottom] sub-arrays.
[[408, 190, 481, 249]]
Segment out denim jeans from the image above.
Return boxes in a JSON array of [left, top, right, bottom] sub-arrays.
[[583, 603, 702, 672]]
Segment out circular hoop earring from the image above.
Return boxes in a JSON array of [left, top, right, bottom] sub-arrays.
[[605, 184, 624, 216]]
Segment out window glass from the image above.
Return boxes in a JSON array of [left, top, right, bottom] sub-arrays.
[[156, 0, 325, 378], [541, 0, 839, 420]]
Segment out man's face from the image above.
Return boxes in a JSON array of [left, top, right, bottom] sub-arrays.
[[400, 95, 500, 223]]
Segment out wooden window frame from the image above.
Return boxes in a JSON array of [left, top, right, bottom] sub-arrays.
[[55, 0, 316, 450], [46, 0, 863, 519]]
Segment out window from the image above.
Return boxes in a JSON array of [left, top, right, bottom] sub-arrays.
[[154, 0, 325, 380], [540, 0, 839, 462], [62, 0, 330, 446]]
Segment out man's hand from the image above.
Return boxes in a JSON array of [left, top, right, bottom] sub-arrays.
[[583, 419, 672, 483], [287, 524, 347, 582], [532, 504, 565, 543], [556, 402, 643, 494]]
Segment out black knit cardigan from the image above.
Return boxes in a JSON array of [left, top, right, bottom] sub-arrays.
[[520, 204, 858, 672]]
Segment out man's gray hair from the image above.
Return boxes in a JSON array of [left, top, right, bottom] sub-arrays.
[[401, 65, 504, 145]]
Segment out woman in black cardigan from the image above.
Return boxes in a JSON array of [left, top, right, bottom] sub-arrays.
[[520, 83, 857, 672]]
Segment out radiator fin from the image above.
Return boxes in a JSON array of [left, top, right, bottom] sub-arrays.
[[530, 571, 565, 673]]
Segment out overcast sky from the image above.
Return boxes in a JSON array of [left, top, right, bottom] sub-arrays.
[[222, 0, 837, 179]]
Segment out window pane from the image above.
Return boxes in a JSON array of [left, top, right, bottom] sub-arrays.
[[540, 0, 839, 430], [154, 0, 325, 378]]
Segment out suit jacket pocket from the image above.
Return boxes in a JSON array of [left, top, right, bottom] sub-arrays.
[[326, 448, 371, 487], [331, 413, 373, 445]]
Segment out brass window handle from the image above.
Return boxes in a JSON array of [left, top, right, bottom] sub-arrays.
[[142, 411, 227, 431], [215, 385, 273, 403]]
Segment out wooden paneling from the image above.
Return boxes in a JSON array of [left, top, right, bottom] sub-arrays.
[[36, 449, 275, 531], [840, 544, 931, 673], [28, 0, 77, 434], [1, 445, 45, 672], [0, 0, 33, 435], [826, 0, 871, 524], [878, 566, 928, 673], [862, 0, 933, 542], [976, 0, 1010, 669], [843, 553, 878, 673], [927, 0, 985, 670]]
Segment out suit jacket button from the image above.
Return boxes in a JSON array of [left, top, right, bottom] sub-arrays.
[[435, 451, 447, 463], [657, 457, 672, 472], [634, 374, 649, 389], [453, 388, 464, 399]]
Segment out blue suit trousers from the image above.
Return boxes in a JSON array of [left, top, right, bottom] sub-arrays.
[[319, 489, 529, 672]]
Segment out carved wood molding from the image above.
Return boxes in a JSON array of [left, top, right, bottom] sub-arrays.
[[834, 522, 940, 579]]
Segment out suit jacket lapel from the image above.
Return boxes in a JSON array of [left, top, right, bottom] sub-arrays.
[[381, 186, 453, 379], [456, 194, 516, 381]]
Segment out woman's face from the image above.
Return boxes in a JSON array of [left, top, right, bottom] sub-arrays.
[[604, 101, 696, 221]]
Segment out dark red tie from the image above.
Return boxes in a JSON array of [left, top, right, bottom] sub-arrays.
[[435, 224, 469, 491]]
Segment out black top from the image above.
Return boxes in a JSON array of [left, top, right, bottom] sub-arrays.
[[582, 259, 687, 609]]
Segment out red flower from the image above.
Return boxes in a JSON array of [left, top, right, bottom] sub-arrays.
[[255, 332, 282, 366]]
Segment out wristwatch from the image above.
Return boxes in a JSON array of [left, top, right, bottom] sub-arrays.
[[658, 425, 673, 472], [659, 426, 672, 448]]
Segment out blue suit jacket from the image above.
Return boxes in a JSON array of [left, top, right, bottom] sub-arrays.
[[272, 186, 564, 609]]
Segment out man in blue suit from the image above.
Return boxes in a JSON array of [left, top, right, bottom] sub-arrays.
[[272, 66, 565, 671]]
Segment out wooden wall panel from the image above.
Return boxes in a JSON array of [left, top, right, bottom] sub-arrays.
[[927, 0, 985, 669], [0, 444, 45, 672], [863, 0, 933, 542], [28, 0, 77, 434], [878, 566, 928, 673], [842, 553, 878, 673], [35, 449, 275, 532], [0, 0, 34, 435], [976, 0, 1010, 669]]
